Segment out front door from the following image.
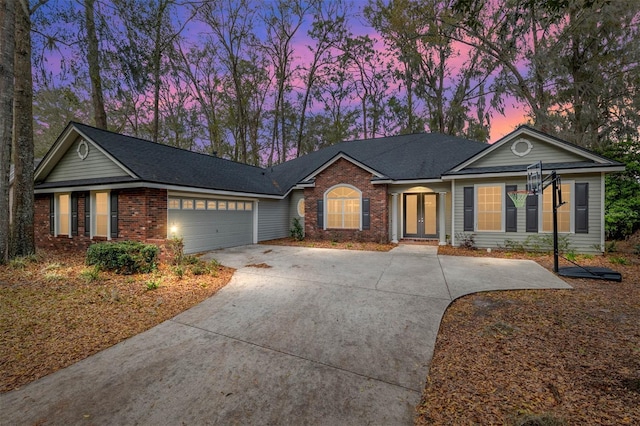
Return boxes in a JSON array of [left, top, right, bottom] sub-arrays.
[[404, 193, 437, 238]]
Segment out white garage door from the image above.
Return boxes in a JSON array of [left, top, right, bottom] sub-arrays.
[[168, 198, 254, 254]]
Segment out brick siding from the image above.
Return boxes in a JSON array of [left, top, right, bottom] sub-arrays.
[[304, 158, 389, 242], [35, 188, 168, 253]]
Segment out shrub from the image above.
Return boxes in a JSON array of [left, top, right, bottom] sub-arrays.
[[145, 279, 160, 291], [86, 241, 159, 275], [290, 217, 304, 241], [166, 236, 185, 265], [456, 232, 476, 249]]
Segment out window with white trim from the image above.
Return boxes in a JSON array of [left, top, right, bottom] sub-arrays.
[[542, 183, 572, 233], [476, 185, 503, 231], [326, 186, 360, 229], [57, 194, 70, 236], [94, 192, 109, 237]]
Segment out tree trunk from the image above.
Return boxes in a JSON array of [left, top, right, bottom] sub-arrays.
[[0, 0, 16, 263], [85, 0, 107, 129], [10, 0, 35, 258]]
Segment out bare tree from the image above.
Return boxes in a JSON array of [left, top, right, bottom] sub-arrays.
[[85, 0, 107, 128]]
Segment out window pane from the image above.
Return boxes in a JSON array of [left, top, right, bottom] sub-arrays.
[[218, 201, 227, 210], [245, 202, 253, 211], [325, 189, 360, 230], [168, 198, 180, 209], [237, 202, 245, 211], [543, 184, 571, 232], [477, 186, 502, 231], [182, 199, 194, 209], [207, 200, 217, 210], [58, 194, 69, 235], [228, 201, 236, 210], [95, 192, 108, 237], [195, 200, 206, 210]]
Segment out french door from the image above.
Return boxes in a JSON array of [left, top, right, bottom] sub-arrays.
[[403, 193, 437, 238]]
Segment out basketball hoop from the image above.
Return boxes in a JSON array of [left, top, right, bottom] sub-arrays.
[[507, 190, 531, 208]]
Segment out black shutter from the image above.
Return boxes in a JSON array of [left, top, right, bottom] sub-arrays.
[[317, 200, 323, 229], [575, 183, 589, 233], [505, 185, 517, 232], [110, 192, 118, 239], [362, 198, 370, 230], [463, 187, 474, 231], [84, 193, 91, 237], [526, 193, 538, 232], [71, 193, 79, 236], [49, 195, 55, 235]]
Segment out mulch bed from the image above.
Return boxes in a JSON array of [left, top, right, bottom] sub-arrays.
[[0, 251, 233, 393], [417, 245, 640, 425]]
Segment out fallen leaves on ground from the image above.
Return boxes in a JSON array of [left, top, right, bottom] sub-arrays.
[[417, 246, 640, 425], [0, 251, 233, 393], [263, 237, 397, 251]]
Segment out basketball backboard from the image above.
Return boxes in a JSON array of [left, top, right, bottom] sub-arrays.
[[526, 161, 542, 195]]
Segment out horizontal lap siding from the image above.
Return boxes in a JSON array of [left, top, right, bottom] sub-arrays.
[[46, 138, 128, 182], [453, 174, 602, 253], [258, 199, 290, 242], [471, 135, 585, 168]]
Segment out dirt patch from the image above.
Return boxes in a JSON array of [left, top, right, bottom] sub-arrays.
[[0, 250, 233, 393], [245, 263, 272, 268], [262, 237, 397, 252], [417, 246, 640, 424]]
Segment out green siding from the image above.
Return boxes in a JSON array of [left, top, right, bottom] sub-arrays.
[[471, 135, 588, 169], [46, 137, 129, 183], [258, 198, 290, 241], [452, 174, 603, 254]]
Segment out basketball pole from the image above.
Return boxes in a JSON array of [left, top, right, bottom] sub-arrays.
[[551, 171, 559, 273]]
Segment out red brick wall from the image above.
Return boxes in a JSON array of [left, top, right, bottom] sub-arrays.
[[304, 158, 389, 242], [35, 188, 168, 253]]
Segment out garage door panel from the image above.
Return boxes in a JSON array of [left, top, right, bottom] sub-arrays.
[[168, 207, 253, 254]]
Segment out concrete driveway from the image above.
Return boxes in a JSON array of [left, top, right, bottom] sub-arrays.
[[1, 245, 570, 425]]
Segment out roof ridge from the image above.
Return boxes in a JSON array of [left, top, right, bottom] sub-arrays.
[[71, 121, 268, 172]]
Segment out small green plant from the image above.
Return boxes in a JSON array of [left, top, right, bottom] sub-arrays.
[[9, 257, 27, 269], [565, 250, 577, 262], [44, 262, 62, 271], [290, 217, 304, 241], [634, 244, 640, 255], [609, 256, 629, 265], [190, 263, 208, 275], [43, 271, 63, 281], [9, 254, 38, 269], [166, 236, 185, 265], [456, 232, 476, 249], [145, 279, 160, 291], [80, 265, 101, 283], [173, 265, 185, 279], [605, 240, 617, 253]]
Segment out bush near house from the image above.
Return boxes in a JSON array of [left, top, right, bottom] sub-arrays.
[[86, 241, 159, 274]]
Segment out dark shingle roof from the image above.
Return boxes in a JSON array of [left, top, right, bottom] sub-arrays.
[[271, 133, 489, 189], [40, 124, 490, 195], [72, 123, 282, 195]]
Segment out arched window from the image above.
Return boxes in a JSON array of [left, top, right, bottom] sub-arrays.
[[326, 186, 360, 229]]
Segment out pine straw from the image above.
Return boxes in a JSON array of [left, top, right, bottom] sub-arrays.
[[262, 237, 397, 251], [0, 251, 233, 393], [417, 246, 640, 425]]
